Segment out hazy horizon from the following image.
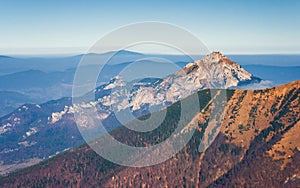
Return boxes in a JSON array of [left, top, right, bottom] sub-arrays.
[[2, 50, 300, 58]]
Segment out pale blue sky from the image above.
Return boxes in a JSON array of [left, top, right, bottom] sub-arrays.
[[0, 0, 299, 55]]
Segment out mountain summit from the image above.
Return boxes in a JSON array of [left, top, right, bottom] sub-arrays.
[[181, 51, 255, 88], [202, 51, 231, 63]]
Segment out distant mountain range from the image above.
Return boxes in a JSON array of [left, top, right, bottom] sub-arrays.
[[0, 51, 191, 117], [0, 50, 192, 75], [1, 52, 299, 76], [0, 51, 299, 118]]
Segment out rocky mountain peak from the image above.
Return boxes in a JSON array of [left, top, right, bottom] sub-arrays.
[[206, 51, 225, 59], [201, 51, 234, 65], [184, 51, 238, 73], [181, 52, 253, 88]]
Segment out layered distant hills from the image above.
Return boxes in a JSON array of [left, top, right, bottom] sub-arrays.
[[0, 52, 299, 187], [0, 51, 191, 116]]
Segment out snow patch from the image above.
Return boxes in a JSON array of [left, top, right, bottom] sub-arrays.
[[50, 107, 68, 124], [22, 105, 29, 111], [25, 127, 38, 137], [18, 141, 37, 147], [13, 117, 21, 124], [0, 123, 12, 134], [0, 148, 19, 154]]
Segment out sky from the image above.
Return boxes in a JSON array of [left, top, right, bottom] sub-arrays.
[[0, 0, 299, 55]]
